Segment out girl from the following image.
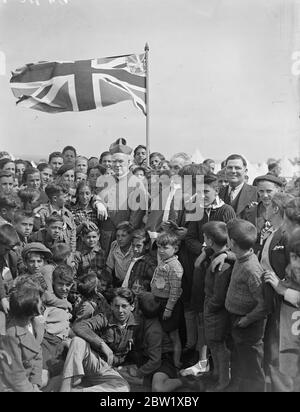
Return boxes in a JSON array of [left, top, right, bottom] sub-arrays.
[[21, 167, 48, 209], [0, 280, 44, 392]]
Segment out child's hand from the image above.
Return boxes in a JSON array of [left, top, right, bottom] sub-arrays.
[[264, 271, 285, 295], [99, 341, 114, 366], [194, 250, 206, 268], [0, 349, 12, 365], [163, 308, 172, 320], [1, 297, 10, 315], [211, 253, 227, 272], [235, 317, 249, 328]]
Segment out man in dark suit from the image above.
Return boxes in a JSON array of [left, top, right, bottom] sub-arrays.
[[219, 154, 257, 220]]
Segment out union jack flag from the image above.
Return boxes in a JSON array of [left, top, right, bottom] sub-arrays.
[[10, 53, 147, 115]]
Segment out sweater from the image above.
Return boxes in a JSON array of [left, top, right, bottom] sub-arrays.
[[150, 255, 183, 311], [225, 250, 266, 326]]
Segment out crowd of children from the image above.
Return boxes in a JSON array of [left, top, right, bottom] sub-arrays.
[[0, 141, 299, 392]]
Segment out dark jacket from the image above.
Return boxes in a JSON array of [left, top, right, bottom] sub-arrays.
[[185, 200, 236, 256], [72, 312, 138, 366], [219, 183, 257, 219], [0, 319, 43, 392], [127, 254, 157, 291], [0, 252, 21, 300], [204, 252, 233, 342]]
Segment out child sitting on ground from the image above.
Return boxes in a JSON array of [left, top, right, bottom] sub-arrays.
[[0, 280, 44, 392], [41, 264, 75, 388], [150, 231, 183, 369], [74, 223, 106, 278], [106, 221, 134, 287], [30, 214, 68, 250], [73, 271, 111, 322], [122, 229, 157, 291]]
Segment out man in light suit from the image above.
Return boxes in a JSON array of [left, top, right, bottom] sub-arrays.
[[219, 154, 257, 220]]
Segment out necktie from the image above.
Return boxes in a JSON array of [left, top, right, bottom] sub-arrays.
[[230, 188, 235, 202]]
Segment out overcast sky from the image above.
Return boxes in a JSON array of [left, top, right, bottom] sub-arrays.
[[0, 0, 299, 162]]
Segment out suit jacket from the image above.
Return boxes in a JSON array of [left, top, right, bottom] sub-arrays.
[[264, 226, 289, 279], [219, 183, 257, 219]]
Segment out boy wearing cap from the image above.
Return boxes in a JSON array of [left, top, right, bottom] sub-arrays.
[[245, 175, 283, 252]]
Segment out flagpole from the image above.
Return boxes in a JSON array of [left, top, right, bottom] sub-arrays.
[[145, 42, 150, 167]]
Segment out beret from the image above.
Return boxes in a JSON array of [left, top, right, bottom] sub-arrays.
[[253, 174, 284, 187], [22, 242, 53, 260], [56, 164, 74, 176]]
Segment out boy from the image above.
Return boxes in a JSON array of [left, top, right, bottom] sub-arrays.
[[48, 152, 64, 177], [74, 224, 106, 278], [21, 242, 53, 292], [264, 228, 300, 391], [73, 272, 111, 322], [60, 288, 136, 392], [0, 171, 15, 195], [13, 209, 34, 250], [106, 221, 134, 286], [150, 231, 183, 368], [35, 183, 76, 253], [122, 229, 156, 292], [225, 219, 267, 392], [0, 192, 19, 225], [42, 264, 75, 387], [202, 221, 233, 391], [0, 224, 21, 335], [0, 281, 44, 392], [30, 214, 68, 250]]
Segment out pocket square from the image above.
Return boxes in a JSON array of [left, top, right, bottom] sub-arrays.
[[273, 245, 284, 251]]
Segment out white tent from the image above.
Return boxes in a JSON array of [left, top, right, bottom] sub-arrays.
[[280, 156, 298, 178], [191, 148, 205, 164]]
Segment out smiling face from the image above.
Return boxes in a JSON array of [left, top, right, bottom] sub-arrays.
[[135, 148, 147, 165], [111, 296, 134, 325], [226, 158, 247, 187], [53, 278, 73, 300], [150, 156, 162, 170], [84, 231, 99, 249], [78, 185, 92, 206], [112, 153, 129, 177], [40, 168, 53, 186], [16, 163, 26, 179], [100, 154, 112, 170], [26, 252, 45, 275]]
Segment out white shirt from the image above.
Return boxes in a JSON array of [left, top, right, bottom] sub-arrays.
[[122, 256, 144, 288], [260, 230, 276, 272], [229, 182, 244, 201]]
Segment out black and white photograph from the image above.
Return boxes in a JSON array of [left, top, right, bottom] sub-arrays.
[[0, 0, 299, 395]]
